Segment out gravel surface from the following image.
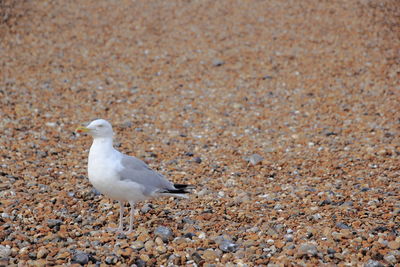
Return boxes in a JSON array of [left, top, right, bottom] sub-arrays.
[[1, 0, 399, 266]]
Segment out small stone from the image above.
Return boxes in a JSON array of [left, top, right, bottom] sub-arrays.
[[144, 240, 155, 252], [139, 254, 150, 262], [388, 240, 400, 250], [363, 259, 385, 267], [131, 241, 144, 249], [247, 154, 264, 165], [212, 59, 225, 67], [0, 245, 11, 258], [105, 256, 118, 264], [182, 217, 195, 224], [155, 237, 164, 245], [384, 254, 397, 265], [140, 203, 153, 213], [121, 121, 132, 128], [47, 219, 63, 228], [71, 252, 89, 265], [311, 213, 322, 220], [154, 226, 174, 242], [135, 259, 146, 267], [275, 240, 285, 249], [284, 234, 294, 242], [193, 157, 202, 163], [203, 249, 218, 261], [297, 243, 318, 257], [183, 232, 196, 239], [56, 251, 70, 260], [191, 252, 203, 265], [32, 259, 47, 267], [36, 248, 49, 259], [155, 245, 167, 254], [137, 233, 150, 242], [327, 248, 336, 254], [219, 239, 238, 253], [336, 222, 351, 230]]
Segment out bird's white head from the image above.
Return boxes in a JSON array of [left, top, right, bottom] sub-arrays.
[[76, 119, 114, 139]]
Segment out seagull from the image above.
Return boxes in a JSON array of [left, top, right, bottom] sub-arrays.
[[76, 119, 193, 233]]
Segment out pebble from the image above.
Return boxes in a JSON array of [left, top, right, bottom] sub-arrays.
[[154, 226, 174, 242], [0, 245, 11, 258], [155, 245, 167, 254], [203, 249, 218, 261], [336, 222, 352, 229], [363, 259, 385, 267], [131, 241, 144, 249], [193, 157, 202, 163], [137, 233, 150, 242], [36, 248, 48, 259], [140, 203, 153, 213], [47, 219, 63, 228], [135, 259, 146, 267], [384, 254, 397, 265], [139, 254, 150, 262], [219, 239, 238, 253], [191, 252, 203, 265], [312, 213, 322, 220], [144, 240, 155, 252], [297, 243, 318, 257], [247, 154, 264, 165], [71, 251, 89, 265], [284, 234, 294, 242], [388, 240, 400, 250], [212, 59, 225, 67]]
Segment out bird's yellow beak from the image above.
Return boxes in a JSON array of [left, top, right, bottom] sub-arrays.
[[76, 126, 90, 133]]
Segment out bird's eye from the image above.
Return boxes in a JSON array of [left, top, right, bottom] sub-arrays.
[[98, 125, 103, 128]]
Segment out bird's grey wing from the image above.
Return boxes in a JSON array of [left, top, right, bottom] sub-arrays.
[[118, 154, 175, 195]]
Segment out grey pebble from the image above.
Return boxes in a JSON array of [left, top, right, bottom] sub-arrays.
[[311, 213, 322, 220], [363, 259, 385, 267], [154, 226, 174, 242], [182, 217, 195, 224], [193, 157, 202, 163], [298, 243, 318, 257], [212, 59, 225, 67], [336, 222, 352, 229], [0, 245, 11, 258], [247, 154, 264, 165], [219, 239, 238, 253], [121, 121, 132, 128], [105, 256, 118, 264], [135, 259, 146, 267], [284, 234, 294, 242], [47, 219, 62, 228], [327, 248, 336, 254], [140, 203, 153, 213], [71, 252, 90, 265]]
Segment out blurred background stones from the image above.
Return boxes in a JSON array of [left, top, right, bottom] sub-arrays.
[[0, 0, 399, 265]]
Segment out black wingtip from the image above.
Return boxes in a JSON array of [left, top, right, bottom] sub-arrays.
[[173, 183, 196, 190], [160, 184, 195, 194]]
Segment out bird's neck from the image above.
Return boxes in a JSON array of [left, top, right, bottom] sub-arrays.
[[90, 137, 115, 157]]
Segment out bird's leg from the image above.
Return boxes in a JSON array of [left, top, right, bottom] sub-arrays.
[[126, 201, 135, 234], [107, 201, 124, 233], [118, 201, 124, 232]]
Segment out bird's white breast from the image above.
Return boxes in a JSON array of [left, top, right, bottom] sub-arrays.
[[87, 141, 148, 202]]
